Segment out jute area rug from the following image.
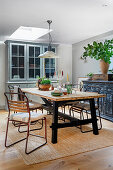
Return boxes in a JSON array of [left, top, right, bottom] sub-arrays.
[[1, 112, 113, 165]]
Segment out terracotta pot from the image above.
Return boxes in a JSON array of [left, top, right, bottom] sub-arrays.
[[39, 84, 51, 91], [100, 60, 109, 74]]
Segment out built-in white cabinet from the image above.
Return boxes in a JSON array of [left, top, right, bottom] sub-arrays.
[[5, 41, 57, 101], [5, 40, 56, 83]]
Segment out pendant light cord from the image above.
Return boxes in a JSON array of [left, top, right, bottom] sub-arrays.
[[47, 20, 52, 51]]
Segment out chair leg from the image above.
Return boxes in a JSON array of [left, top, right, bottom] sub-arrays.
[[80, 110, 93, 133], [80, 110, 102, 133], [25, 118, 47, 154], [5, 119, 27, 147], [97, 109, 102, 130], [5, 118, 10, 147], [25, 122, 30, 154]]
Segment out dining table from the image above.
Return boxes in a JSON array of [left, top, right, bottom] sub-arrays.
[[21, 88, 106, 144]]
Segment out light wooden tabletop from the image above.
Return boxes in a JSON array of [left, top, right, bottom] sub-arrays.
[[21, 88, 106, 102]]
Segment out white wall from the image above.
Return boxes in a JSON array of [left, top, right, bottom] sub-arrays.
[[72, 34, 113, 84], [57, 44, 72, 83], [0, 43, 5, 109]]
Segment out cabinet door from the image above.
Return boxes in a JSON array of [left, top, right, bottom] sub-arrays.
[[27, 45, 42, 80], [10, 43, 26, 81], [43, 46, 56, 78]]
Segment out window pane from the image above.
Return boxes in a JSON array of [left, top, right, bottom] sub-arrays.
[[51, 69, 55, 77], [29, 58, 34, 68], [29, 47, 34, 57], [35, 58, 40, 68], [44, 47, 48, 52], [35, 47, 40, 57], [19, 68, 24, 78], [12, 68, 18, 79], [52, 48, 55, 52], [29, 69, 34, 78], [12, 45, 17, 56], [35, 69, 40, 78], [45, 69, 50, 78], [19, 46, 24, 56], [45, 58, 50, 68], [19, 57, 24, 67], [50, 59, 55, 68], [12, 57, 18, 67]]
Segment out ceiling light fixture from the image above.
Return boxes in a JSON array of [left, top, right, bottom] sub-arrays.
[[39, 20, 58, 58]]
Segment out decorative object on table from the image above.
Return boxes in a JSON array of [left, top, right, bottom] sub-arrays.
[[62, 70, 63, 77], [58, 70, 64, 86], [38, 77, 51, 91], [66, 84, 72, 94], [81, 39, 113, 74], [62, 87, 67, 95], [38, 20, 59, 59], [86, 72, 93, 80], [92, 74, 113, 81], [67, 73, 69, 82], [51, 84, 54, 90], [51, 90, 63, 96]]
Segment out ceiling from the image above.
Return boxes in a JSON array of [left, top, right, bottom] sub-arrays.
[[0, 0, 113, 44]]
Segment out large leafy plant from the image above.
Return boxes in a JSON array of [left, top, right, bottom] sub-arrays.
[[81, 39, 113, 64]]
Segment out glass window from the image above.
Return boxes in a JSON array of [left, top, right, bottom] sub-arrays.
[[19, 68, 24, 78], [28, 46, 41, 79], [44, 47, 56, 78], [19, 57, 24, 67], [12, 57, 18, 67], [19, 46, 24, 56], [9, 43, 56, 81], [29, 69, 34, 78], [12, 45, 17, 56], [11, 44, 25, 80], [35, 69, 40, 78], [29, 47, 34, 57], [35, 47, 40, 57]]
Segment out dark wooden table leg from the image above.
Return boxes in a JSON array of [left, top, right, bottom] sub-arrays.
[[52, 101, 58, 144], [90, 98, 99, 135]]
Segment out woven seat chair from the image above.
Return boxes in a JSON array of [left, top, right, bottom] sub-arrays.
[[4, 92, 47, 154], [8, 85, 43, 113], [8, 85, 43, 128], [69, 85, 102, 133], [61, 84, 82, 115]]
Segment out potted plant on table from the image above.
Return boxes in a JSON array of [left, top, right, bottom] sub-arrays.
[[86, 72, 93, 80], [37, 77, 51, 91], [81, 39, 113, 74]]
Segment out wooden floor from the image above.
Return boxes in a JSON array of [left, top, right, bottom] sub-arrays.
[[1, 110, 113, 170]]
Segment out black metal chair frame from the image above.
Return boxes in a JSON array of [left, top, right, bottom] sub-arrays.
[[69, 85, 102, 133]]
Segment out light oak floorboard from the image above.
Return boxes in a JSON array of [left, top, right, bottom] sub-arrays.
[[0, 110, 113, 170]]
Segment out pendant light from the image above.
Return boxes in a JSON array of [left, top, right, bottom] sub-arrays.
[[38, 20, 59, 58]]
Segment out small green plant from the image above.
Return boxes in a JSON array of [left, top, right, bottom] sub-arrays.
[[108, 69, 113, 73], [40, 77, 51, 85], [86, 72, 93, 77], [81, 39, 113, 64]]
